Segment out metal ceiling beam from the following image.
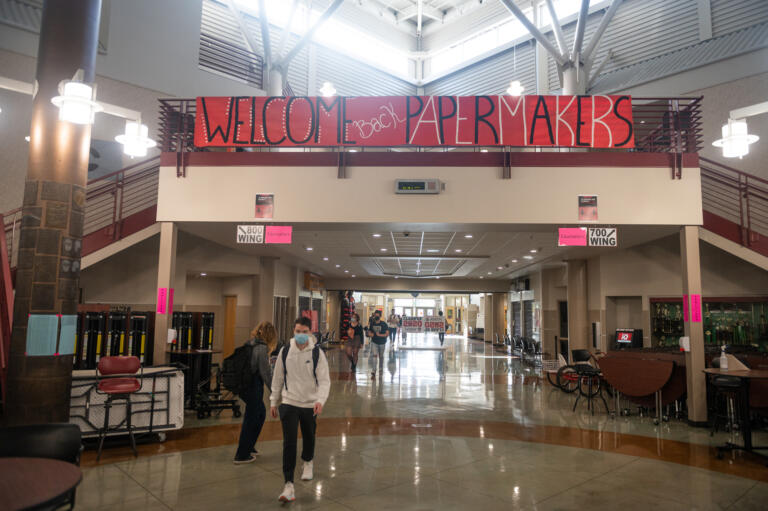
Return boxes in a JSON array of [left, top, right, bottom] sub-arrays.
[[582, 0, 622, 62], [544, 0, 568, 58], [229, 0, 270, 70], [571, 0, 590, 58], [499, 0, 566, 66], [278, 0, 344, 67], [275, 0, 298, 60], [399, 3, 443, 22], [417, 0, 423, 34]]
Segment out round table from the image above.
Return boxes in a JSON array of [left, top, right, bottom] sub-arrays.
[[0, 457, 82, 511]]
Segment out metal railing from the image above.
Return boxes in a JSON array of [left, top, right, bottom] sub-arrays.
[[158, 96, 703, 154], [84, 156, 161, 241], [2, 208, 21, 269], [199, 33, 264, 89], [633, 97, 703, 153], [700, 156, 768, 252]]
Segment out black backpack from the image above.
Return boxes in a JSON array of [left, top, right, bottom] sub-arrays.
[[281, 344, 320, 390], [222, 343, 255, 396]]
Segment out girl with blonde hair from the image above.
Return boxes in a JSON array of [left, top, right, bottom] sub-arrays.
[[234, 320, 277, 464]]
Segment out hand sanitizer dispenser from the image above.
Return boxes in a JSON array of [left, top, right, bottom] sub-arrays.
[[719, 346, 729, 371]]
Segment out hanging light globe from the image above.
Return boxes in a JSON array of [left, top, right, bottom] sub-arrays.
[[51, 80, 102, 125], [115, 120, 157, 157], [712, 119, 759, 158]]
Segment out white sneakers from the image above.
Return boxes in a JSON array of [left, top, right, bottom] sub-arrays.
[[277, 462, 313, 502], [301, 461, 314, 481], [278, 482, 295, 503]]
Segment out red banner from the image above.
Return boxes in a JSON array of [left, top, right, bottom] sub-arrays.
[[194, 95, 634, 149]]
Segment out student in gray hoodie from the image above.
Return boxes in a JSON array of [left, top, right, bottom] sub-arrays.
[[271, 317, 331, 503]]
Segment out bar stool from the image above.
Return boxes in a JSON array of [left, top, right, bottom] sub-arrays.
[[710, 375, 742, 436], [96, 356, 142, 461]]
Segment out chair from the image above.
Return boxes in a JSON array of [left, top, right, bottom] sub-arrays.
[[572, 349, 592, 368], [96, 356, 142, 461], [0, 423, 82, 509]]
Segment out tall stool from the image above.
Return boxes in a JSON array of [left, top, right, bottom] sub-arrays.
[[96, 356, 142, 461], [710, 375, 742, 435]]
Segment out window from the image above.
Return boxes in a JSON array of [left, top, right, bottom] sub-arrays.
[[235, 0, 410, 77], [428, 9, 531, 77]]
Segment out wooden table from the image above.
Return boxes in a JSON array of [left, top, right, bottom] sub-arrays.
[[703, 368, 768, 462], [0, 457, 82, 511]]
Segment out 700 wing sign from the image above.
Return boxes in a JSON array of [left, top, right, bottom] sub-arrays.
[[237, 225, 264, 243], [588, 228, 617, 247]]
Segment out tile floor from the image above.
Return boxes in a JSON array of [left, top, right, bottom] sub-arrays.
[[82, 334, 768, 510]]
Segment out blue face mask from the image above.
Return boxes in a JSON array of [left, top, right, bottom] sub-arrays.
[[295, 333, 310, 345]]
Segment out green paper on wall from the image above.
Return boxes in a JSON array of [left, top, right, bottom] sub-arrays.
[[25, 314, 59, 356], [59, 315, 77, 355]]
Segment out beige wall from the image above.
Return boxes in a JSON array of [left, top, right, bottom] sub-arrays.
[[157, 164, 703, 226]]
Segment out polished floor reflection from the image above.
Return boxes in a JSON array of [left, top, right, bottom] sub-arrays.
[[82, 333, 768, 510]]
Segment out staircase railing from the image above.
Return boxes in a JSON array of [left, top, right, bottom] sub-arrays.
[[700, 156, 768, 256]]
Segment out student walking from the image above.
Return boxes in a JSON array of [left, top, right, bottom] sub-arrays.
[[270, 317, 331, 503], [438, 310, 446, 346], [233, 321, 277, 464], [367, 311, 389, 378], [345, 313, 364, 371], [388, 310, 398, 343]]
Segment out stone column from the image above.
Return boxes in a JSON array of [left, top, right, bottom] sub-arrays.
[[153, 222, 177, 365], [567, 260, 589, 354], [5, 0, 102, 425], [680, 226, 707, 424]]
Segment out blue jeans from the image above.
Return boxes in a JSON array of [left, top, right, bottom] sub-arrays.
[[235, 373, 266, 459]]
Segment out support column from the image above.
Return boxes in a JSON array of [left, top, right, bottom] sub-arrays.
[[567, 260, 589, 353], [681, 225, 707, 424], [493, 293, 506, 342], [153, 222, 177, 365], [254, 258, 276, 325], [5, 0, 101, 425]]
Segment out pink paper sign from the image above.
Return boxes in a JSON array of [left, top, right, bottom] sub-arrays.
[[157, 287, 168, 314], [265, 225, 293, 244], [690, 294, 702, 323], [683, 294, 689, 322], [558, 228, 588, 246], [168, 288, 175, 315]]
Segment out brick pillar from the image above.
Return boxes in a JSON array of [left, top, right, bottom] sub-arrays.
[[5, 0, 102, 424]]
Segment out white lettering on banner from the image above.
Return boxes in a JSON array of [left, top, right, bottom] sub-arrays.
[[403, 316, 445, 333], [588, 227, 617, 247], [236, 225, 264, 244]]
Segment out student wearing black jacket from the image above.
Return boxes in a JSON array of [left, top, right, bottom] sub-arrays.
[[367, 310, 389, 378], [234, 321, 277, 464]]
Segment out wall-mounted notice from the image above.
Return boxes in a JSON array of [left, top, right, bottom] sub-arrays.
[[157, 287, 168, 314], [237, 225, 265, 244], [558, 227, 588, 246], [25, 314, 59, 356], [255, 194, 274, 219], [58, 315, 77, 355], [578, 195, 598, 222], [683, 294, 690, 322], [265, 225, 293, 244], [690, 294, 702, 323]]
